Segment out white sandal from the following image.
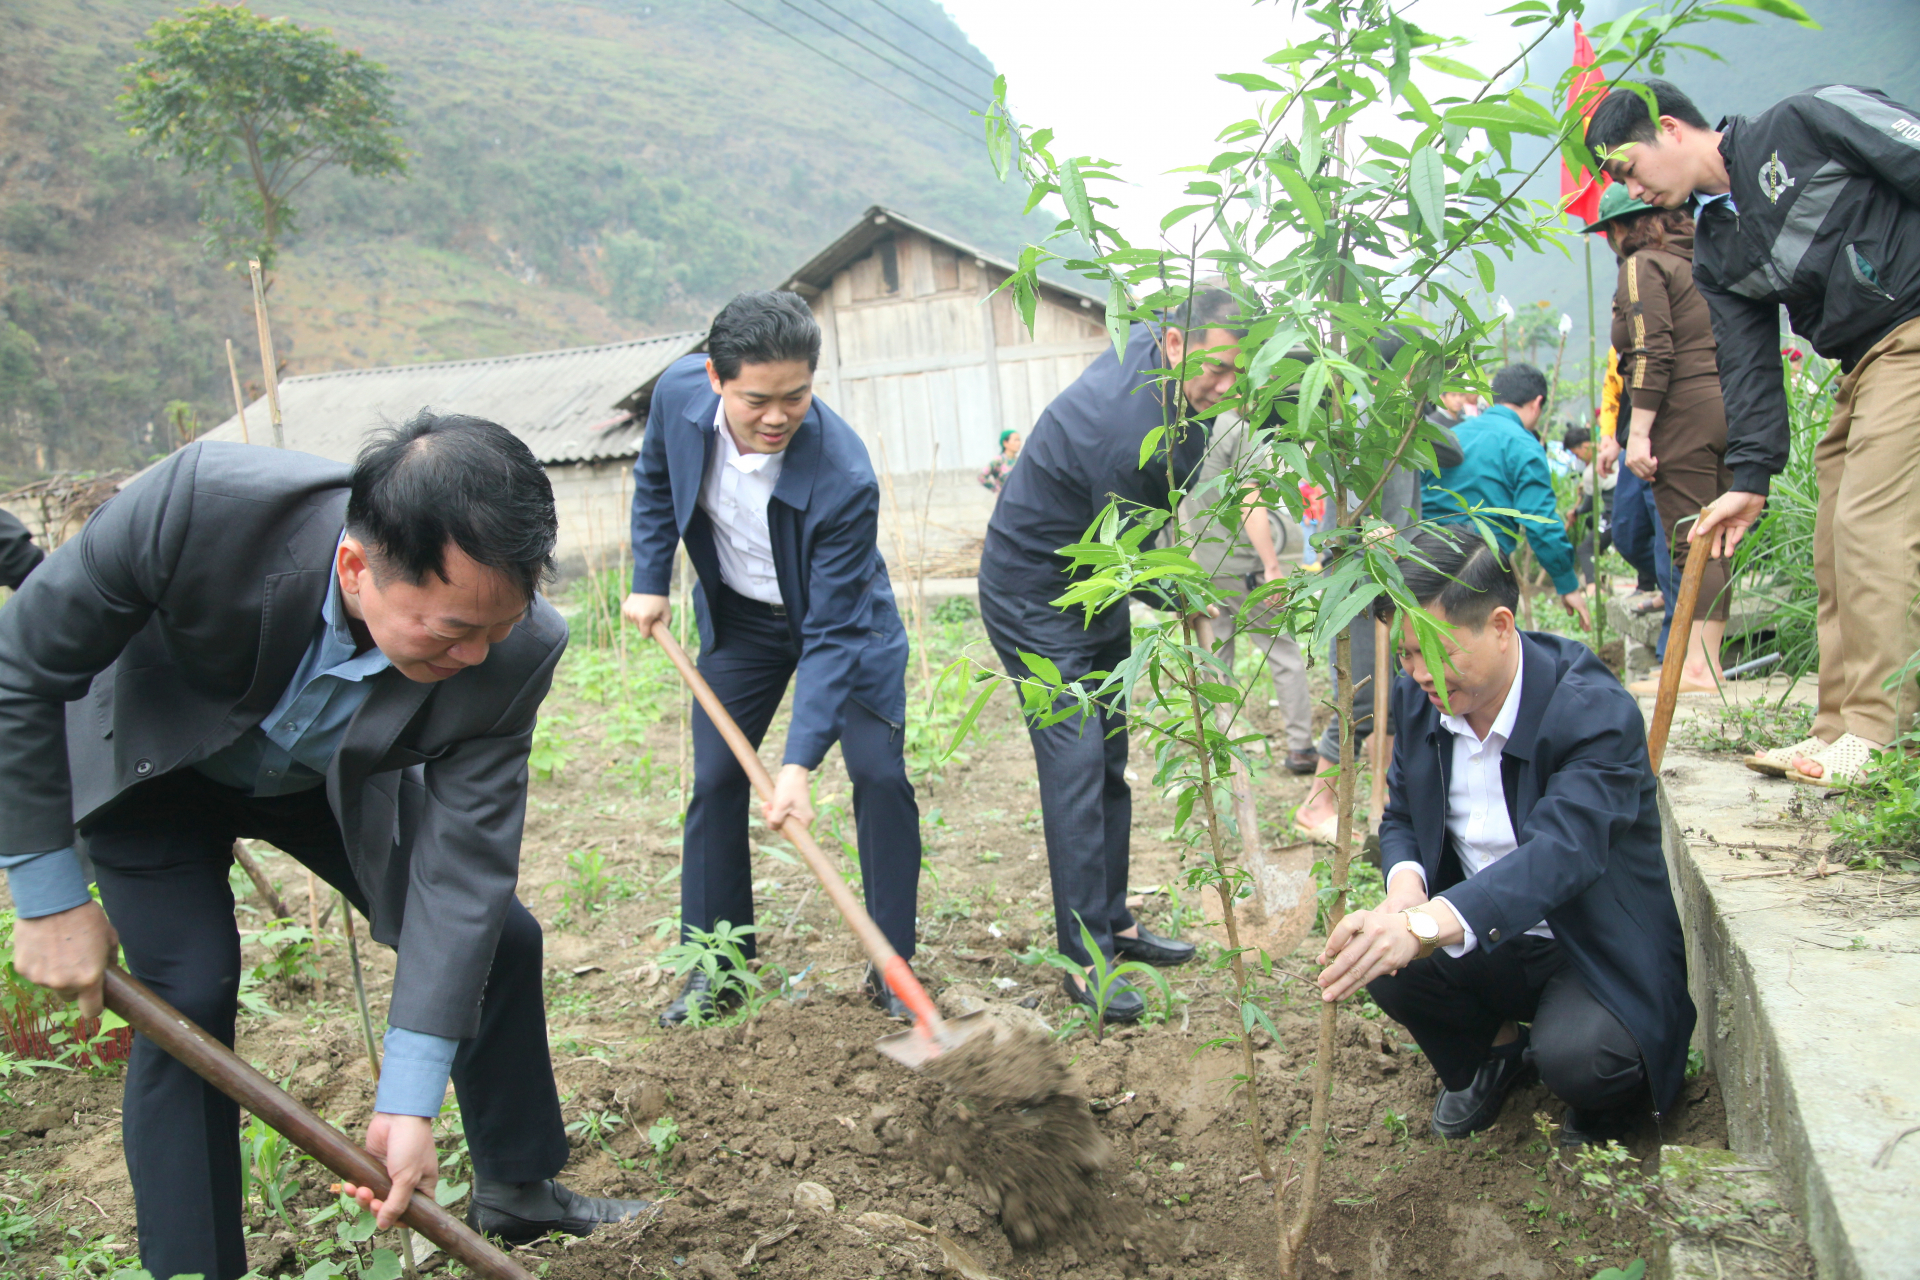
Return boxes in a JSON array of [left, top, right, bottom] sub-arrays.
[[1744, 736, 1829, 779], [1788, 732, 1882, 788]]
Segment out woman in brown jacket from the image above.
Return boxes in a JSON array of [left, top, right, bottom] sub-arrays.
[[1591, 189, 1731, 692]]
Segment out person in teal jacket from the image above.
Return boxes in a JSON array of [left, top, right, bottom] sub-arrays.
[[1422, 364, 1593, 629]]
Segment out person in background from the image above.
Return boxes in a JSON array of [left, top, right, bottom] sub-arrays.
[[1586, 185, 1732, 695], [1292, 349, 1467, 843], [978, 429, 1022, 494], [1421, 363, 1593, 635], [1316, 528, 1693, 1147], [1597, 349, 1670, 619], [1182, 411, 1316, 775], [977, 289, 1246, 1019], [1561, 423, 1617, 587], [0, 508, 44, 589], [624, 291, 923, 1025], [1589, 78, 1920, 785]]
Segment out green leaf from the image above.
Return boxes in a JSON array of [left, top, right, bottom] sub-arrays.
[[1104, 276, 1130, 360], [359, 1248, 403, 1280], [1299, 96, 1324, 176], [1137, 425, 1167, 471], [1247, 330, 1306, 388], [1472, 249, 1498, 293], [1442, 102, 1555, 136], [1418, 54, 1486, 81], [1218, 71, 1285, 92], [1059, 157, 1096, 244], [1268, 162, 1325, 235], [1160, 203, 1213, 232], [1197, 682, 1239, 704], [1018, 651, 1063, 687], [1716, 0, 1818, 26], [1296, 357, 1330, 436], [1408, 146, 1445, 237], [1386, 14, 1411, 102]]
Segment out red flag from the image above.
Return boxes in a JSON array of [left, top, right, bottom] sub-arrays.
[[1561, 23, 1608, 225]]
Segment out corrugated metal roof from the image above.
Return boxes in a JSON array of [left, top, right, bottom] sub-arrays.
[[197, 330, 706, 465]]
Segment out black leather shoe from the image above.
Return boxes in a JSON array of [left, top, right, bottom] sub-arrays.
[[658, 968, 743, 1027], [1062, 973, 1146, 1023], [863, 962, 914, 1020], [1431, 1039, 1532, 1138], [1558, 1105, 1633, 1148], [1114, 927, 1196, 967], [468, 1177, 650, 1244], [1285, 748, 1320, 775]]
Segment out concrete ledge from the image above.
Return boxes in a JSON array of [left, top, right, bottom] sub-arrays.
[[1657, 747, 1920, 1280]]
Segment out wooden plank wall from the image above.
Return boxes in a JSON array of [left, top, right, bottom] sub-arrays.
[[809, 229, 1108, 475]]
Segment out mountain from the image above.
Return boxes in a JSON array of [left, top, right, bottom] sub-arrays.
[[0, 0, 1042, 477], [1483, 0, 1920, 416]]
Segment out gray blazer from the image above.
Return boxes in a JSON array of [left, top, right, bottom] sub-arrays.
[[0, 442, 568, 1040]]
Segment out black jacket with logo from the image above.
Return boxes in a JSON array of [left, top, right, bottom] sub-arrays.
[[1692, 84, 1920, 495]]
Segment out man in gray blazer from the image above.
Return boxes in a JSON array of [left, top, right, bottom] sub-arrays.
[[0, 418, 646, 1278]]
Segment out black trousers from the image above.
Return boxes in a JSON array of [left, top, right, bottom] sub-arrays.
[[1368, 934, 1646, 1110], [82, 770, 568, 1280], [978, 592, 1135, 968], [683, 586, 921, 960]]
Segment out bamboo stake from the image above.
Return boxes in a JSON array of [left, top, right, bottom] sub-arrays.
[[1197, 619, 1265, 899], [248, 260, 284, 450], [231, 840, 289, 920], [225, 339, 251, 445], [1645, 510, 1713, 772], [1367, 616, 1391, 832]]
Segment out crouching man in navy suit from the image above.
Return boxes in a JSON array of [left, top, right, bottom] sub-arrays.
[[1315, 529, 1695, 1145], [623, 291, 922, 1024]]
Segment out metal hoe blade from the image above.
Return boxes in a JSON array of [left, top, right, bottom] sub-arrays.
[[876, 1009, 996, 1070]]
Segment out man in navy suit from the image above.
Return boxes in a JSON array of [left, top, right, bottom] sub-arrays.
[[624, 291, 920, 1024], [1315, 529, 1694, 1146]]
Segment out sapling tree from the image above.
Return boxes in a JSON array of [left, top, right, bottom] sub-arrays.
[[952, 0, 1813, 1273]]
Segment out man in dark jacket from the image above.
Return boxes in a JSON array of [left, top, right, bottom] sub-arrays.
[[1316, 529, 1693, 1145], [0, 424, 648, 1277], [977, 290, 1245, 1019], [0, 508, 43, 589], [624, 291, 920, 1024], [1587, 79, 1920, 785]]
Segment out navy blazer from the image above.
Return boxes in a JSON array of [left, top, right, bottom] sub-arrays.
[[629, 355, 908, 769], [1379, 630, 1696, 1112]]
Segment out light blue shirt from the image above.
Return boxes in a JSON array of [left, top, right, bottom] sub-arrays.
[[1692, 189, 1737, 216], [1, 546, 457, 1116]]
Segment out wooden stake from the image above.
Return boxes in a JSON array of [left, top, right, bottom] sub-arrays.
[[225, 339, 251, 445], [1196, 619, 1265, 906], [1645, 510, 1713, 773], [1367, 616, 1391, 832], [231, 840, 289, 920], [248, 260, 284, 450]]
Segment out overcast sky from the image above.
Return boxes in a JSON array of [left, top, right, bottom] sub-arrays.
[[940, 0, 1569, 249]]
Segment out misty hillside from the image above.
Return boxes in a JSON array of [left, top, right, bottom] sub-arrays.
[[1487, 0, 1920, 414], [0, 0, 1039, 476]]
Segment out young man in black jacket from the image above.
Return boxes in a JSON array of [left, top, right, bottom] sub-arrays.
[[1586, 79, 1920, 786]]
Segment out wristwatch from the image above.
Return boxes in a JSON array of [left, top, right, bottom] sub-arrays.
[[1401, 908, 1441, 960]]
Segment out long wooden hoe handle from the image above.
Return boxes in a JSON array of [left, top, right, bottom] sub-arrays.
[[648, 621, 946, 1043], [101, 966, 533, 1280], [1644, 508, 1714, 774]]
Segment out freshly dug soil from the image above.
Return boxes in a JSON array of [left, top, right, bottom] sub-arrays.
[[0, 617, 1725, 1278]]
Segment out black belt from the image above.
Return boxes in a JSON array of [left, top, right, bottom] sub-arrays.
[[718, 585, 787, 619]]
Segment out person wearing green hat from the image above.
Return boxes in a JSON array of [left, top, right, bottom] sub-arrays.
[[1586, 182, 1732, 695], [978, 428, 1022, 494]]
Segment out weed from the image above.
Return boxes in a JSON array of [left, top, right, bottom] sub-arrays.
[[0, 1048, 67, 1105], [1381, 1109, 1410, 1143], [245, 920, 325, 990], [1682, 699, 1815, 756], [529, 713, 576, 780], [647, 1114, 681, 1173], [1041, 915, 1173, 1042], [241, 1110, 304, 1228], [1828, 726, 1920, 866], [549, 846, 631, 924], [657, 921, 775, 1026], [567, 1109, 634, 1170]]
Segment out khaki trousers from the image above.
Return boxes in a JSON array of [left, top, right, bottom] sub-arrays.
[[1212, 577, 1314, 753], [1811, 316, 1920, 746]]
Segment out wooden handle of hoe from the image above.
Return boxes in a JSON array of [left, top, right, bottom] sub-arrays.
[[1644, 510, 1714, 774], [649, 622, 946, 1043], [101, 966, 534, 1280]]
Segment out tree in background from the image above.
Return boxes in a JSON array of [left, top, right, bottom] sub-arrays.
[[117, 1, 408, 276]]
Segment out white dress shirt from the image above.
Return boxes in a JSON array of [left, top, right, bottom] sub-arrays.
[[700, 400, 785, 605], [1386, 655, 1553, 957]]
